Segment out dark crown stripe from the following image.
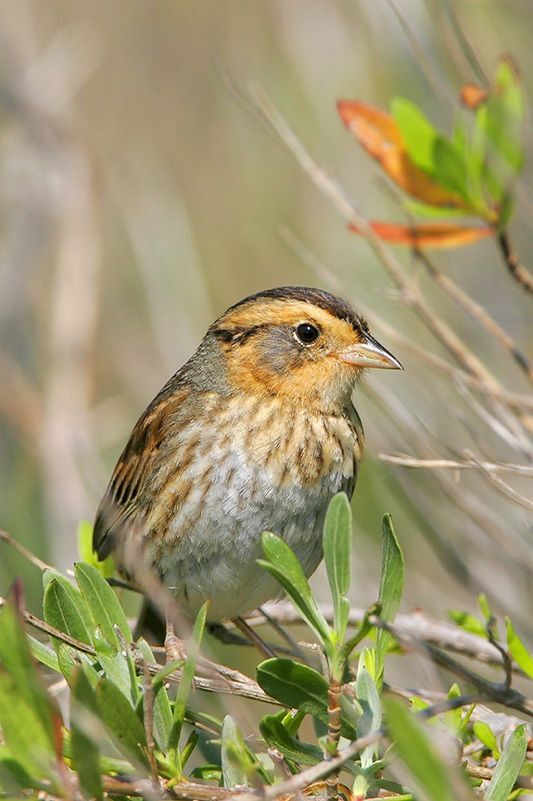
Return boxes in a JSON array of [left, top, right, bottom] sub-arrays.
[[221, 286, 368, 334]]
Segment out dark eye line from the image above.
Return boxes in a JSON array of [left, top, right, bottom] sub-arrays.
[[213, 324, 268, 345]]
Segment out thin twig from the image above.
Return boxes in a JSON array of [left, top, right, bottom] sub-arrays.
[[414, 247, 533, 380], [497, 230, 533, 294], [464, 762, 533, 791], [0, 596, 275, 705], [249, 604, 527, 675], [0, 529, 56, 572], [466, 451, 533, 511], [373, 617, 533, 718], [379, 452, 533, 475]]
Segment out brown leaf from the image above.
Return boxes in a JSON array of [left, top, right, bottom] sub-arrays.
[[460, 84, 488, 110], [337, 100, 465, 208], [348, 220, 492, 249]]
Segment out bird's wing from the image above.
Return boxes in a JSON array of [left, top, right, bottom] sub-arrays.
[[344, 401, 365, 499], [93, 382, 190, 561]]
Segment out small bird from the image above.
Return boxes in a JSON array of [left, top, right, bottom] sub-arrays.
[[93, 286, 401, 636]]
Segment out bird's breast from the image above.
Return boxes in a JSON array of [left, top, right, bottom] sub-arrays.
[[142, 395, 362, 618]]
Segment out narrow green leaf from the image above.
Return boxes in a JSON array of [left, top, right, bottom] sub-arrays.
[[473, 721, 499, 757], [484, 724, 527, 801], [485, 58, 525, 175], [431, 136, 470, 199], [95, 676, 148, 772], [180, 730, 199, 769], [0, 748, 41, 793], [256, 658, 356, 739], [403, 199, 468, 219], [74, 562, 131, 647], [375, 515, 404, 684], [323, 493, 352, 639], [56, 643, 98, 686], [478, 593, 493, 622], [190, 765, 222, 782], [0, 670, 56, 780], [391, 97, 438, 173], [260, 712, 323, 766], [378, 515, 405, 624], [169, 601, 208, 750], [356, 667, 381, 768], [27, 635, 60, 673], [259, 532, 330, 645], [221, 715, 249, 788], [506, 618, 533, 679], [384, 697, 467, 801], [448, 609, 487, 638], [0, 604, 57, 751], [71, 667, 103, 801], [136, 638, 173, 751], [97, 650, 134, 701], [77, 521, 115, 578], [43, 577, 92, 645]]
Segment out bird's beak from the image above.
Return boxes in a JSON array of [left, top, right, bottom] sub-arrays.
[[338, 334, 403, 370]]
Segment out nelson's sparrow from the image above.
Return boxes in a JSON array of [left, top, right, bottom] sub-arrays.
[[93, 286, 401, 628]]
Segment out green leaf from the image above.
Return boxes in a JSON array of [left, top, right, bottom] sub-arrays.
[[43, 577, 92, 645], [392, 98, 471, 203], [74, 562, 131, 647], [95, 676, 148, 772], [506, 618, 533, 679], [56, 643, 98, 686], [478, 593, 493, 622], [256, 658, 356, 739], [260, 712, 323, 766], [431, 136, 470, 199], [190, 765, 223, 782], [27, 635, 60, 673], [71, 667, 103, 801], [484, 724, 527, 801], [221, 715, 249, 788], [356, 666, 382, 768], [485, 58, 525, 175], [448, 609, 487, 638], [77, 521, 115, 578], [391, 97, 438, 174], [0, 604, 58, 752], [136, 638, 173, 752], [0, 747, 42, 793], [323, 493, 352, 640], [259, 532, 331, 645], [384, 697, 466, 801], [403, 198, 469, 219], [0, 670, 56, 781], [97, 649, 134, 701], [473, 720, 499, 757], [375, 514, 404, 684], [169, 601, 208, 751]]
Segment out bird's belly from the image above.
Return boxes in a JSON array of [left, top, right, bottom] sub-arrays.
[[148, 458, 353, 621]]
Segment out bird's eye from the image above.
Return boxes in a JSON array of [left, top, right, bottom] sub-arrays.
[[295, 322, 320, 345]]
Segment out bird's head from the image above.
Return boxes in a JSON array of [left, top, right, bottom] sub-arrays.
[[205, 286, 402, 411]]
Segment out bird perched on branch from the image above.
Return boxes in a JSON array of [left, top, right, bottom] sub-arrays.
[[93, 286, 401, 643]]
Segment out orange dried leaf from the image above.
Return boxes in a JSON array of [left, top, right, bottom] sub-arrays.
[[337, 100, 465, 209], [460, 84, 488, 109], [348, 220, 492, 249]]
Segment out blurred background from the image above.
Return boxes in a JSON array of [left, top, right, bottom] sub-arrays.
[[0, 0, 531, 663]]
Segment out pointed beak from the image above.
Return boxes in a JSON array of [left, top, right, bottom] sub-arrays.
[[338, 334, 403, 370]]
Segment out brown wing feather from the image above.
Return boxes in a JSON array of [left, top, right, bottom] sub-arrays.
[[93, 382, 190, 560]]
